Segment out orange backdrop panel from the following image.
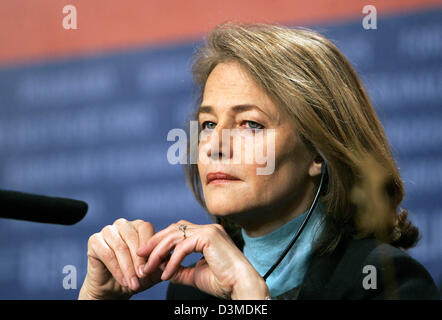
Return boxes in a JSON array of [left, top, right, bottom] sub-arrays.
[[0, 0, 440, 65]]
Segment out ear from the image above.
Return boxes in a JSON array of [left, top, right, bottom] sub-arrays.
[[308, 156, 323, 177]]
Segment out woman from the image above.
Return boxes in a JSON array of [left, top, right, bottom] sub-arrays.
[[78, 23, 439, 300]]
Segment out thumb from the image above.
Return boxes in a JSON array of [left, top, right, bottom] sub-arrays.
[[169, 265, 196, 287], [170, 259, 230, 299]]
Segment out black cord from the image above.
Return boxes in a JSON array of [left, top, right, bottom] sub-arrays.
[[262, 162, 327, 281]]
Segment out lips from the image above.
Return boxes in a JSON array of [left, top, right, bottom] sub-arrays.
[[206, 172, 241, 185]]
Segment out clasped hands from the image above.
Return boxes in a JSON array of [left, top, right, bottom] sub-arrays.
[[79, 218, 269, 300]]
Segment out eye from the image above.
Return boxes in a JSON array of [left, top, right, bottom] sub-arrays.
[[201, 121, 216, 130], [244, 121, 265, 130]]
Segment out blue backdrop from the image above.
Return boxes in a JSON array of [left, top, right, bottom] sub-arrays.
[[0, 8, 440, 299]]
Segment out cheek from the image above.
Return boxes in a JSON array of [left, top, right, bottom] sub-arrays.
[[247, 133, 311, 204], [245, 160, 301, 207], [197, 161, 206, 184]]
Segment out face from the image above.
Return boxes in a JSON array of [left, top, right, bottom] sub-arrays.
[[197, 61, 317, 220]]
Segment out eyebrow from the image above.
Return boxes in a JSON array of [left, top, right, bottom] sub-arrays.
[[197, 104, 274, 121]]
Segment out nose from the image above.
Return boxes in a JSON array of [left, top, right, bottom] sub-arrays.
[[203, 122, 234, 162]]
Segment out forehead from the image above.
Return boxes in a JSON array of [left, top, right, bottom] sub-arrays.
[[201, 61, 280, 117]]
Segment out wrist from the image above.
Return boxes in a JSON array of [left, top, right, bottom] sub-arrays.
[[78, 284, 101, 300], [231, 274, 270, 300], [78, 276, 132, 300]]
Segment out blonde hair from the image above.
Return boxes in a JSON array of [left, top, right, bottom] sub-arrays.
[[184, 22, 419, 254]]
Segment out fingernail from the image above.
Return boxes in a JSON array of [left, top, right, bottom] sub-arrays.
[[130, 277, 139, 291], [143, 260, 150, 273], [138, 265, 145, 277]]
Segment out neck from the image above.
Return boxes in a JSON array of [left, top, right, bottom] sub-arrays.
[[228, 178, 318, 237]]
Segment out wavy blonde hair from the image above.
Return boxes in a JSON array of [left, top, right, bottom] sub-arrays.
[[184, 22, 419, 255]]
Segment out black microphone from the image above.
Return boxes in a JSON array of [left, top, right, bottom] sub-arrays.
[[0, 190, 88, 225]]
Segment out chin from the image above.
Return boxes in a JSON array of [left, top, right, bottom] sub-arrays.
[[206, 203, 240, 216], [206, 197, 257, 218], [205, 197, 242, 215], [203, 185, 258, 216]]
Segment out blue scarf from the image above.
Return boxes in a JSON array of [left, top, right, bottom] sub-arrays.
[[241, 202, 325, 298]]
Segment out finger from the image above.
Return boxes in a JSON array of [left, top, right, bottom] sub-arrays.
[[168, 258, 208, 287], [137, 224, 172, 257], [131, 220, 155, 276], [169, 266, 196, 287], [132, 220, 155, 246], [88, 232, 127, 287], [114, 219, 145, 278], [133, 220, 155, 257], [160, 237, 198, 281], [143, 226, 187, 275], [102, 225, 140, 291], [138, 220, 192, 257]]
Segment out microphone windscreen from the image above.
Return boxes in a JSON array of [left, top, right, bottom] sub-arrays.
[[0, 190, 88, 225]]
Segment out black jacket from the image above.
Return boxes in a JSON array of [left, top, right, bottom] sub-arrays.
[[167, 238, 439, 300]]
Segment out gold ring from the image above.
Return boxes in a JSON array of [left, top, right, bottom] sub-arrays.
[[179, 224, 187, 239]]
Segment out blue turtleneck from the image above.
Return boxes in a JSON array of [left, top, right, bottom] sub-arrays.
[[241, 202, 325, 298]]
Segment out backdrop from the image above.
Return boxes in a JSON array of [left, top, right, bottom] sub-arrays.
[[0, 1, 440, 299]]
